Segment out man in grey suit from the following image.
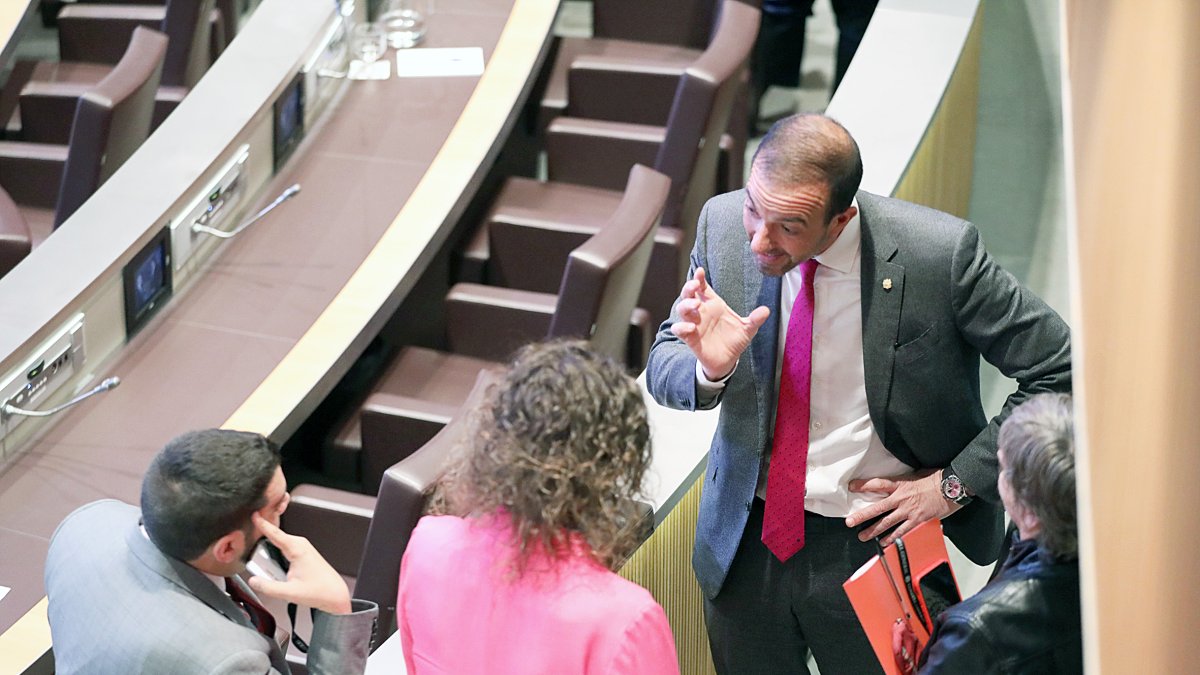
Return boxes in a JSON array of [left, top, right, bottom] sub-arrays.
[[645, 114, 1071, 674], [45, 429, 378, 674]]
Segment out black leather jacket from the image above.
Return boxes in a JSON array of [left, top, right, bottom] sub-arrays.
[[918, 538, 1083, 674]]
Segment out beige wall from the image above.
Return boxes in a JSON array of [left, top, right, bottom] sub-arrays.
[[1063, 1, 1200, 671]]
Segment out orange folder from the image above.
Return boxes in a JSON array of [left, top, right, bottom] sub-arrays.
[[842, 519, 962, 674]]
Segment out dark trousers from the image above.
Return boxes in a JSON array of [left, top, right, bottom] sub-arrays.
[[752, 0, 880, 95], [704, 499, 884, 675]]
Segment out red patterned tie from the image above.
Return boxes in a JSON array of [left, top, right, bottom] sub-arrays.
[[226, 577, 277, 638], [762, 258, 818, 562]]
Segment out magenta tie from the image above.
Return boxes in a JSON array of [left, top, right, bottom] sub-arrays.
[[762, 258, 819, 562]]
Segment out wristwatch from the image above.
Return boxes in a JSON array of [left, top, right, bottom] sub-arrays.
[[940, 469, 973, 506]]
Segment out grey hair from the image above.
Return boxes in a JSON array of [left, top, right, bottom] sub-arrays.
[[998, 393, 1077, 559]]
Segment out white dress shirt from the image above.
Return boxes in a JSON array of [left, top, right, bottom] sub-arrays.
[[697, 203, 911, 517]]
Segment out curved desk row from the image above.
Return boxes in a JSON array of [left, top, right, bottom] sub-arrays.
[[0, 0, 560, 671]]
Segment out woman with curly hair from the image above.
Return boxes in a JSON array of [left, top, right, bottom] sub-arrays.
[[396, 340, 680, 674]]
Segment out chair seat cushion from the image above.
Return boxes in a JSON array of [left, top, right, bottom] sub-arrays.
[[481, 176, 623, 292], [540, 36, 700, 131]]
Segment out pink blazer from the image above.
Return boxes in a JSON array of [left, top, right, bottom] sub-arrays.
[[398, 513, 680, 674]]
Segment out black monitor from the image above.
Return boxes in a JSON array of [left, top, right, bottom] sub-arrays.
[[273, 72, 306, 171], [122, 227, 173, 336]]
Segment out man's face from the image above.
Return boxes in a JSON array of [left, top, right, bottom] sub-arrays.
[[241, 467, 290, 563], [743, 168, 855, 277]]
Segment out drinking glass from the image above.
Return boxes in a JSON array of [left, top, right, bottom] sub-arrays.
[[351, 22, 387, 64], [379, 0, 433, 49]]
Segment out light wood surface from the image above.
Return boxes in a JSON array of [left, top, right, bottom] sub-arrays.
[[1062, 0, 1200, 671]]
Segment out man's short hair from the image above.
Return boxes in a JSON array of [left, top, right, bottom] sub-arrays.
[[998, 393, 1077, 559], [751, 113, 864, 222], [141, 429, 281, 561]]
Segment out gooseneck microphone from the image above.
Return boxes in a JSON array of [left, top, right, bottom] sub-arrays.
[[2, 377, 121, 420], [192, 184, 302, 239]]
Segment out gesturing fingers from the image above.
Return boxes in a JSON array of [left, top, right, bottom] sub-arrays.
[[694, 267, 709, 296]]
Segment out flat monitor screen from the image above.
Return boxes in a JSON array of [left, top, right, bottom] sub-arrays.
[[122, 227, 173, 336], [273, 73, 306, 170]]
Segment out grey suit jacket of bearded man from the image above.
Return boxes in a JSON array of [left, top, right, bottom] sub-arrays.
[[645, 189, 1072, 600], [45, 500, 378, 674]]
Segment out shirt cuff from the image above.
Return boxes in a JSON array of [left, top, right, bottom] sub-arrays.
[[695, 359, 737, 393]]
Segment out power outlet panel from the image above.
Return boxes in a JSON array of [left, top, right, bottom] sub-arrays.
[[0, 314, 86, 440]]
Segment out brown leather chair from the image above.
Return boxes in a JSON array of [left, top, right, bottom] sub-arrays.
[[539, 0, 756, 192], [281, 369, 499, 643], [0, 187, 32, 279], [69, 0, 238, 61], [328, 165, 670, 493], [0, 26, 168, 240], [0, 0, 216, 137], [539, 0, 718, 131], [462, 1, 759, 330]]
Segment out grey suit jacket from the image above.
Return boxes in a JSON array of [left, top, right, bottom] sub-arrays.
[[646, 190, 1072, 599], [45, 500, 378, 674]]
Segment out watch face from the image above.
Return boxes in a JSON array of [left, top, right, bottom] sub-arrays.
[[942, 476, 965, 499]]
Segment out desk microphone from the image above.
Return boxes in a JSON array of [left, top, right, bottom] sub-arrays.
[[192, 184, 302, 239], [2, 377, 121, 421]]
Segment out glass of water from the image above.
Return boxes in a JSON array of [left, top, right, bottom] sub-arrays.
[[379, 0, 433, 49], [351, 22, 388, 63]]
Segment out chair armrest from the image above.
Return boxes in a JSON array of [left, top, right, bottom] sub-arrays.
[[546, 117, 665, 191], [0, 187, 31, 278], [567, 56, 686, 126], [359, 392, 460, 493], [18, 81, 92, 145], [445, 283, 556, 361], [58, 4, 164, 64], [0, 142, 69, 209], [281, 484, 377, 577]]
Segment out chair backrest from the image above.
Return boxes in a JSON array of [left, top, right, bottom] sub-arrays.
[[161, 0, 218, 87], [592, 0, 720, 49], [548, 165, 670, 362], [55, 26, 168, 228], [0, 186, 31, 278], [653, 0, 759, 266], [352, 370, 500, 643]]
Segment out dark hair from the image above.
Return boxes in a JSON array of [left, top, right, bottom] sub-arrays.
[[751, 113, 863, 222], [998, 393, 1077, 559], [141, 429, 281, 561], [440, 340, 651, 573]]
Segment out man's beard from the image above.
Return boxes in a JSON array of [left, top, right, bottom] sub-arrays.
[[241, 533, 265, 565]]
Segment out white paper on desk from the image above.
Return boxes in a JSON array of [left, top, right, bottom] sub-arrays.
[[348, 59, 392, 80], [394, 47, 485, 78], [0, 586, 9, 603]]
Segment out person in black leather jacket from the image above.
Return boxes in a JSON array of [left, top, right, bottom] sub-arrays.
[[919, 393, 1083, 674]]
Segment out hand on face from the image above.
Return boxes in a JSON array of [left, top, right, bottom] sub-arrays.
[[670, 267, 770, 380], [844, 469, 961, 546], [246, 513, 353, 615]]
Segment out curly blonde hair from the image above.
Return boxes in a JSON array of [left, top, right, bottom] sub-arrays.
[[436, 340, 652, 574]]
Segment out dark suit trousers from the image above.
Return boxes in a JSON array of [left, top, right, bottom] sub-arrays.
[[704, 499, 884, 675]]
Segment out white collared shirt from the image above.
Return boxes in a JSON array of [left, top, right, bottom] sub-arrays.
[[698, 201, 911, 517]]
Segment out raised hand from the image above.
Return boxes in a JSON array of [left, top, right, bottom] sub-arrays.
[[671, 267, 770, 380], [246, 513, 353, 615]]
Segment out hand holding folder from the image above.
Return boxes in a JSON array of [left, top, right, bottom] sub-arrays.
[[842, 519, 963, 674]]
